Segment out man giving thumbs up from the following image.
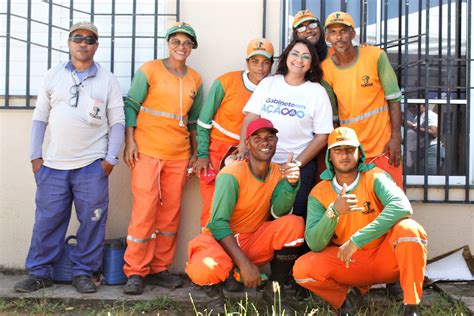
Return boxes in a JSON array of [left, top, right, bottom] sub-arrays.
[[293, 127, 427, 316]]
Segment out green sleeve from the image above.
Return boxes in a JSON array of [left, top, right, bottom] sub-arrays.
[[305, 196, 338, 252], [197, 80, 226, 158], [187, 84, 204, 132], [351, 172, 412, 248], [207, 173, 239, 240], [125, 69, 149, 128], [321, 80, 339, 124], [270, 180, 300, 218], [377, 51, 402, 102]]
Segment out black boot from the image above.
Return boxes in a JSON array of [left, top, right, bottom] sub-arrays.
[[339, 288, 363, 316], [262, 247, 300, 314], [386, 281, 404, 301], [204, 283, 226, 314], [403, 304, 422, 316], [269, 247, 300, 285]]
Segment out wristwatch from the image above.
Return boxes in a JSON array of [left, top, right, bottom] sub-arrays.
[[326, 204, 339, 219], [293, 159, 302, 167], [326, 208, 337, 219]]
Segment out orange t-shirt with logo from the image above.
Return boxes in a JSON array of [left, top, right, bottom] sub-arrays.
[[321, 46, 401, 157], [134, 60, 202, 160], [310, 168, 385, 250]]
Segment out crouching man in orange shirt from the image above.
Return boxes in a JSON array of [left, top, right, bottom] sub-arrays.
[[293, 127, 427, 316], [186, 118, 305, 313]]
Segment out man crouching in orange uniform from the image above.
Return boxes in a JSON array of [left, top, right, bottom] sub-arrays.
[[293, 127, 427, 316], [186, 118, 305, 313]]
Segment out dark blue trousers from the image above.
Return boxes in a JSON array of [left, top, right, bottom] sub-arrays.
[[25, 159, 108, 278], [292, 158, 317, 219]]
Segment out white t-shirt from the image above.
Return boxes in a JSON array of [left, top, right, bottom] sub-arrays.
[[243, 74, 333, 163], [418, 109, 439, 145]]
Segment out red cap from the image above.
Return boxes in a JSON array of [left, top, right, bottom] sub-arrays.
[[246, 118, 278, 139]]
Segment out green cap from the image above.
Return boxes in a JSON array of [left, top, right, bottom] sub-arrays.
[[165, 22, 198, 49]]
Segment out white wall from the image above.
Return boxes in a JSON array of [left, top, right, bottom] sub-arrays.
[[0, 0, 283, 272], [0, 0, 472, 273]]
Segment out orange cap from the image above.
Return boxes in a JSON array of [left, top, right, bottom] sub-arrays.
[[293, 10, 319, 28], [246, 38, 274, 59], [327, 127, 360, 150], [324, 11, 355, 29]]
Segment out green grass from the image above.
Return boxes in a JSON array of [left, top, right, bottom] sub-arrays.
[[0, 290, 469, 315]]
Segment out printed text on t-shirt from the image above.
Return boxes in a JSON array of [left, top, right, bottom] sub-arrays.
[[262, 98, 306, 118]]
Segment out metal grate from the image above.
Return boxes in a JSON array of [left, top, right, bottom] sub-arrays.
[[279, 0, 472, 203], [0, 0, 179, 109]]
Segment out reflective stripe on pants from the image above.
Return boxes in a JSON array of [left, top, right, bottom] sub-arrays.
[[293, 218, 427, 308], [123, 154, 188, 277]]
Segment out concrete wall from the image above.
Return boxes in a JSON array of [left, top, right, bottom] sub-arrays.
[[0, 0, 472, 272]]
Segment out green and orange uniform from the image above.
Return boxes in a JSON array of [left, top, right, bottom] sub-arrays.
[[293, 151, 427, 308], [196, 71, 256, 227], [321, 46, 403, 187], [185, 160, 304, 285], [123, 59, 203, 278]]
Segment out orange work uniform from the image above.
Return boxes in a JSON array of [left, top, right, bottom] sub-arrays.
[[196, 71, 255, 227], [322, 46, 403, 187], [186, 161, 304, 285], [293, 167, 427, 308], [123, 59, 203, 277]]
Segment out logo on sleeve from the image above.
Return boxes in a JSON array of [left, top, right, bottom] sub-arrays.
[[190, 89, 196, 100], [361, 75, 373, 87]]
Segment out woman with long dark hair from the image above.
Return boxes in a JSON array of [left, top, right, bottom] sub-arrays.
[[241, 38, 333, 220]]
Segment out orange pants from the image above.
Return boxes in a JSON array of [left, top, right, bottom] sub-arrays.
[[123, 153, 188, 277], [367, 154, 403, 189], [186, 215, 305, 286], [199, 138, 238, 227], [293, 219, 427, 308]]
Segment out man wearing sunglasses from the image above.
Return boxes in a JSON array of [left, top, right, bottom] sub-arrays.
[[14, 21, 125, 294], [292, 10, 331, 63]]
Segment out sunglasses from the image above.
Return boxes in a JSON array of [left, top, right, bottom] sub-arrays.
[[296, 22, 319, 33], [289, 50, 312, 62], [169, 38, 194, 49], [69, 35, 97, 45]]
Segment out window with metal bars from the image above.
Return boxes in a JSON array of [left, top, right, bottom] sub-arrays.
[[280, 0, 472, 203], [0, 0, 179, 108]]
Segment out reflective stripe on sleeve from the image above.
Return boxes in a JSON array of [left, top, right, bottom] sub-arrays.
[[385, 91, 402, 100], [212, 121, 240, 140], [197, 119, 212, 129], [284, 238, 305, 247]]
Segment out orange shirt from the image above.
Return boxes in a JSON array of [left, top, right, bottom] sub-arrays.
[[322, 46, 400, 157], [210, 71, 253, 143], [310, 168, 386, 250], [209, 161, 283, 236], [134, 60, 202, 160]]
